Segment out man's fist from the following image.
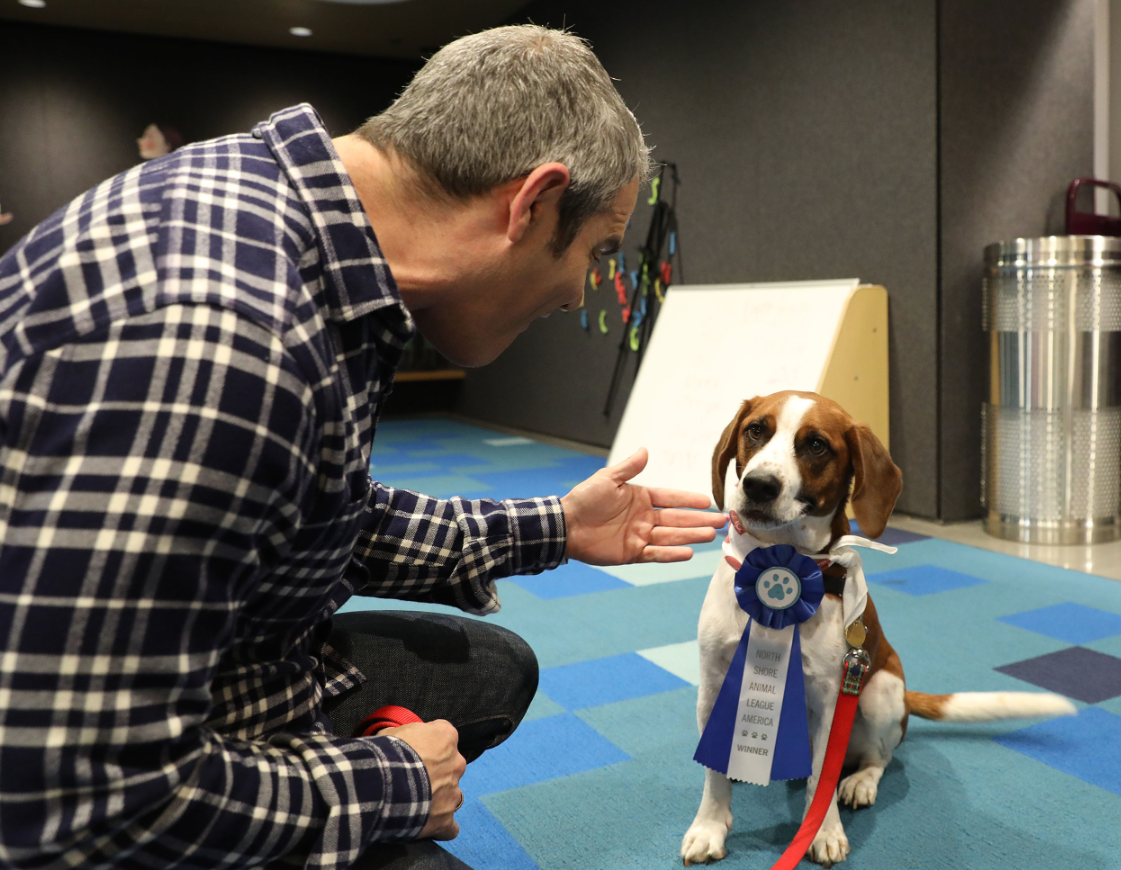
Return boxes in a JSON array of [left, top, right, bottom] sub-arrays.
[[382, 719, 466, 840]]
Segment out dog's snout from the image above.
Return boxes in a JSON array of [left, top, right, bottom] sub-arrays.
[[742, 474, 780, 504]]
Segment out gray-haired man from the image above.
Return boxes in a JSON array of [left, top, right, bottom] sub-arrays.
[[0, 25, 723, 870]]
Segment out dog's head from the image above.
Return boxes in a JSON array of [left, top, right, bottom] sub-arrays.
[[712, 391, 902, 551]]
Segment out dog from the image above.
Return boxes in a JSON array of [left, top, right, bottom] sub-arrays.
[[681, 391, 1076, 867]]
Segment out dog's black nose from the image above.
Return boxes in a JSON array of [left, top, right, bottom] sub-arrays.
[[742, 474, 781, 504]]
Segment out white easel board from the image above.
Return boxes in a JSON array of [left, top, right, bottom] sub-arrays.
[[607, 279, 889, 507]]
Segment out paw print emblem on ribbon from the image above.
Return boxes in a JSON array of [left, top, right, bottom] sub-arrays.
[[734, 545, 823, 630], [757, 567, 801, 610]]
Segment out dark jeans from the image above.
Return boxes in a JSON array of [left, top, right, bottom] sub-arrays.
[[322, 611, 539, 870]]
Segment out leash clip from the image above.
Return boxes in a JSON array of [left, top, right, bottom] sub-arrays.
[[840, 648, 871, 696]]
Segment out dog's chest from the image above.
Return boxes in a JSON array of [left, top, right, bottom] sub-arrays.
[[798, 596, 848, 711]]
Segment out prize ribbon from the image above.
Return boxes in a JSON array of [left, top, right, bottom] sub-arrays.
[[694, 545, 823, 784]]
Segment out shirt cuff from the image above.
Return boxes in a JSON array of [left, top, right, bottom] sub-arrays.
[[363, 734, 432, 843], [505, 495, 567, 576]]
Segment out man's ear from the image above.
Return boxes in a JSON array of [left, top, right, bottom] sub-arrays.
[[844, 424, 902, 539], [506, 162, 570, 244], [712, 399, 756, 510]]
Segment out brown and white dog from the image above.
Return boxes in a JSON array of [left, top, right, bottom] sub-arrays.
[[681, 391, 1075, 867]]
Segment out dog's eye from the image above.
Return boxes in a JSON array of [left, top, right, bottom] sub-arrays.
[[746, 422, 765, 439], [808, 437, 828, 455]]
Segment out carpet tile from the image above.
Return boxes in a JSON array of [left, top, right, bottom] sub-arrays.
[[849, 519, 930, 546], [637, 639, 702, 686], [351, 417, 1121, 870], [512, 562, 631, 599], [600, 547, 724, 586], [538, 653, 691, 710], [484, 436, 536, 446], [445, 800, 539, 870], [995, 646, 1121, 704], [994, 707, 1121, 797], [375, 473, 492, 498], [460, 713, 630, 796], [866, 564, 988, 596], [997, 602, 1121, 644]]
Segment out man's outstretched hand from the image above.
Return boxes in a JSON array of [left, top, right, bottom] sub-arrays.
[[560, 448, 726, 566]]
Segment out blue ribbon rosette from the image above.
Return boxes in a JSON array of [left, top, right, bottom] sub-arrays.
[[694, 545, 824, 782]]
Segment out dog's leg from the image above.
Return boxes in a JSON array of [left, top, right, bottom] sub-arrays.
[[838, 668, 906, 809], [681, 766, 733, 866], [681, 646, 734, 865]]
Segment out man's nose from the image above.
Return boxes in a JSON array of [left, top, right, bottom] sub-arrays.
[[561, 290, 585, 312], [742, 474, 781, 504]]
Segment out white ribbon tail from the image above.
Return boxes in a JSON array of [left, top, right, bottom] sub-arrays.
[[726, 622, 793, 785]]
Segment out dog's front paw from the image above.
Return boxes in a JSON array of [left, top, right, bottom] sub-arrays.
[[838, 767, 880, 808], [807, 822, 850, 867], [681, 817, 730, 866]]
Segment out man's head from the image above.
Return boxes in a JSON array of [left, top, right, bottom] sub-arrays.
[[351, 25, 651, 365], [358, 25, 650, 255]]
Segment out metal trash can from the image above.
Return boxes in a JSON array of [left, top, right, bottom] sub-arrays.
[[982, 236, 1121, 544]]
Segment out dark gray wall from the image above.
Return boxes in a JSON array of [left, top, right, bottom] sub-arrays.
[[2, 7, 1094, 521], [938, 0, 1095, 520], [459, 0, 1095, 521], [462, 0, 942, 517], [0, 22, 419, 253]]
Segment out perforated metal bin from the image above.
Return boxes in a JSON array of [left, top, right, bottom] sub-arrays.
[[982, 236, 1121, 544]]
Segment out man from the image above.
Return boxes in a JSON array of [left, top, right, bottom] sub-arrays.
[[0, 25, 722, 870]]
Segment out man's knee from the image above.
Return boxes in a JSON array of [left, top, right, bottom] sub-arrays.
[[485, 622, 538, 716]]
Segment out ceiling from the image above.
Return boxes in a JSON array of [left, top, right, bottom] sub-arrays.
[[0, 0, 533, 59]]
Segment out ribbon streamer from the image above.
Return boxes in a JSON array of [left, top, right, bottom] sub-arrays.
[[694, 544, 823, 784]]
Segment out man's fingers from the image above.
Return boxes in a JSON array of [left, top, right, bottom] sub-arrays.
[[605, 447, 648, 483], [653, 507, 727, 529], [637, 545, 696, 563], [646, 486, 724, 511], [649, 526, 718, 547]]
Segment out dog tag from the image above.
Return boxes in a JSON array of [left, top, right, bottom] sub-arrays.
[[845, 618, 867, 649]]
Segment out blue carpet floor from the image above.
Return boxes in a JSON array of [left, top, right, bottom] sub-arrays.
[[342, 417, 1121, 869]]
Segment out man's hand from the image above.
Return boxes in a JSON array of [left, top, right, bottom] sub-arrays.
[[560, 448, 726, 566], [381, 720, 466, 840]]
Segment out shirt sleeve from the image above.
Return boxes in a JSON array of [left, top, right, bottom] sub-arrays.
[[0, 304, 429, 870], [351, 486, 568, 614]]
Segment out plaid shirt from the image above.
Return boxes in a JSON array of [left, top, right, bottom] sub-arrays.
[[0, 105, 567, 870]]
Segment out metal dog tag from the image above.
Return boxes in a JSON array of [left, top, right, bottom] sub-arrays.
[[845, 618, 867, 649]]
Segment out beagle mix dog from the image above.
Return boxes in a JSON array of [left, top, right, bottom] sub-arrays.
[[681, 391, 1075, 867]]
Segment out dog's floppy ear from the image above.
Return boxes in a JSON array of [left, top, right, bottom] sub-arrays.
[[712, 399, 756, 510], [844, 424, 902, 539]]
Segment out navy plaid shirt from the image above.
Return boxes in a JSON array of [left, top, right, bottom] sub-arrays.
[[0, 105, 567, 869]]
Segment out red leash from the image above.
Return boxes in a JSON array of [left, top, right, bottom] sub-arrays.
[[353, 705, 423, 737], [769, 650, 870, 870]]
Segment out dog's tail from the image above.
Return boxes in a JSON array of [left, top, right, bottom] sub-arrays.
[[906, 690, 1076, 722]]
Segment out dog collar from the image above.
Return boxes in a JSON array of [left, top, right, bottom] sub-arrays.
[[819, 561, 848, 597]]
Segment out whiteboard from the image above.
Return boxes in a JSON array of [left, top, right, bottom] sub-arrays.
[[608, 279, 859, 505]]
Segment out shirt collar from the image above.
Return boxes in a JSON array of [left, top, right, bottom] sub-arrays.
[[254, 103, 413, 328]]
